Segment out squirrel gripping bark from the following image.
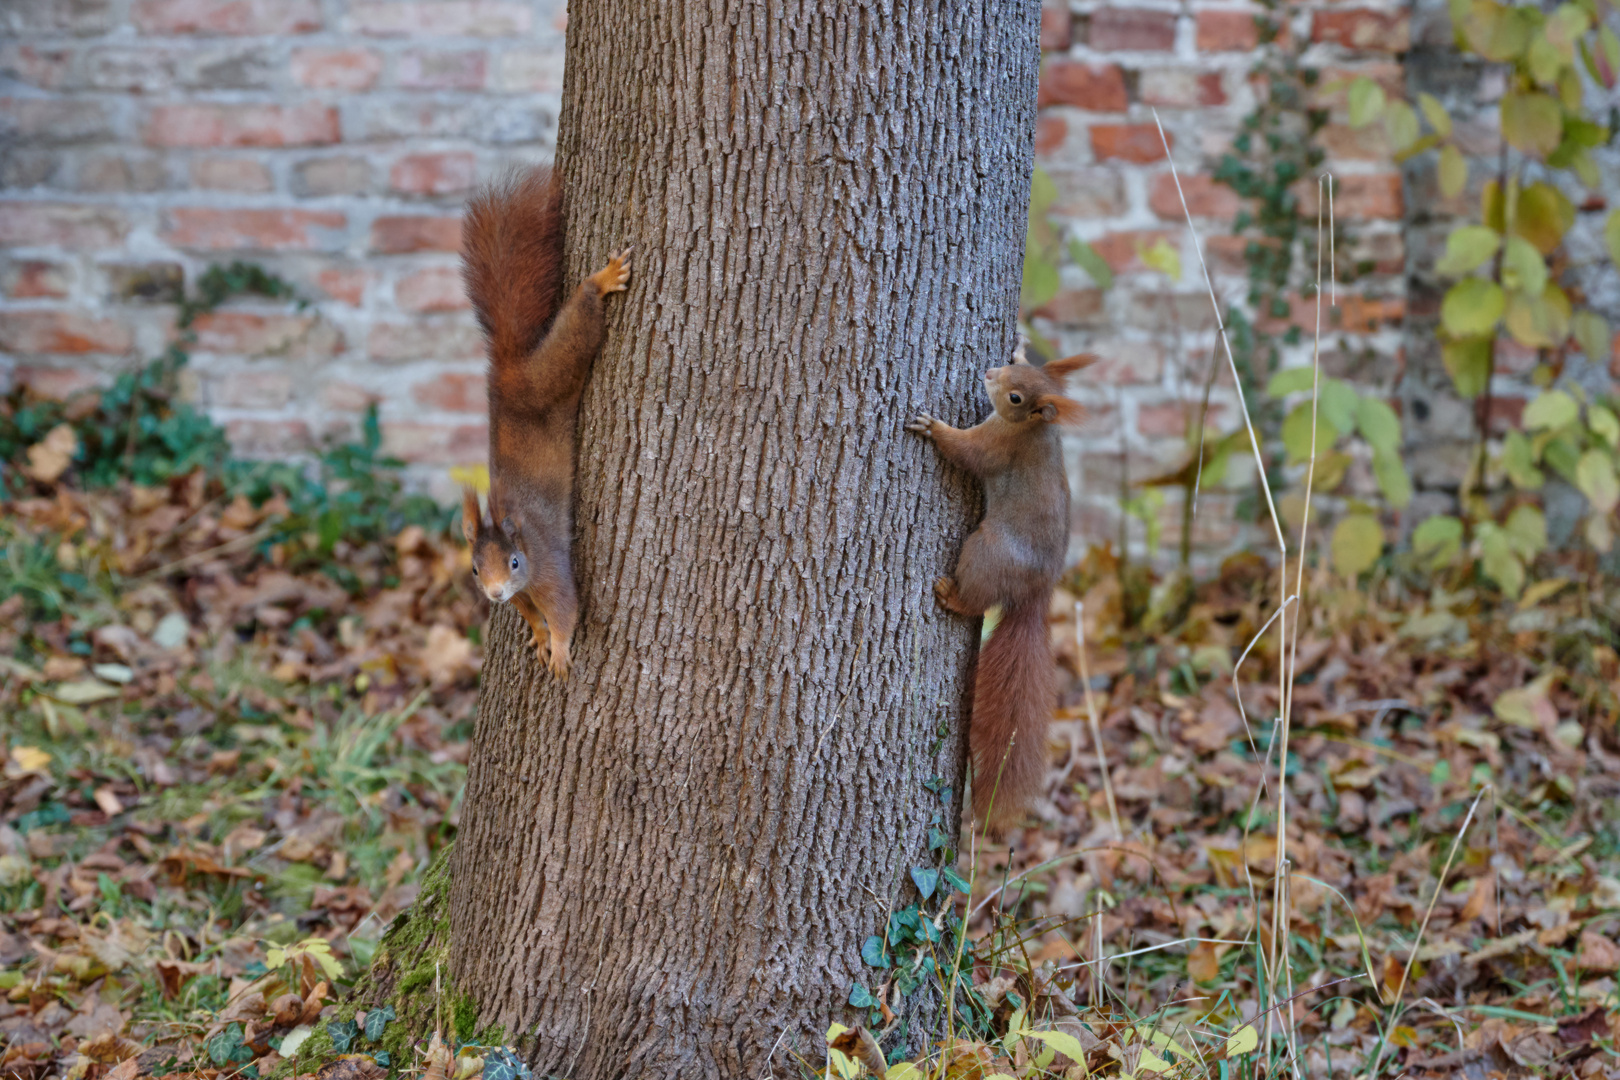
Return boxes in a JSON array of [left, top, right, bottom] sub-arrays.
[[907, 344, 1094, 832], [458, 165, 631, 679]]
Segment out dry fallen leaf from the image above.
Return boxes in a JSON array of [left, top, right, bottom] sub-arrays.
[[23, 423, 78, 484]]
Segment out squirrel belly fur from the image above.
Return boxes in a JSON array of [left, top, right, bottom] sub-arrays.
[[458, 164, 632, 679], [907, 345, 1094, 832]]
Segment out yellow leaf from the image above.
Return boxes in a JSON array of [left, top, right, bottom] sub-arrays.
[[1332, 515, 1385, 578], [448, 463, 489, 494], [1137, 1048, 1172, 1073], [10, 746, 51, 773], [1226, 1024, 1259, 1057], [884, 1066, 923, 1080], [1439, 144, 1467, 197], [1017, 1029, 1088, 1067]]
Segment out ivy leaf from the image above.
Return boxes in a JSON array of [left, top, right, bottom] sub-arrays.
[[1418, 92, 1453, 138], [327, 1020, 359, 1054], [209, 1025, 249, 1067], [910, 866, 939, 901], [1281, 402, 1337, 465], [1515, 182, 1575, 254], [1068, 238, 1113, 290], [1502, 430, 1545, 490], [1372, 449, 1413, 508], [1332, 515, 1384, 578], [1413, 515, 1464, 569], [848, 982, 876, 1009], [1438, 144, 1468, 198], [363, 1004, 395, 1042], [1523, 388, 1578, 431], [1442, 336, 1492, 398], [1435, 225, 1500, 276], [482, 1047, 532, 1080], [1500, 235, 1548, 295], [1348, 77, 1386, 127], [941, 866, 971, 895], [1478, 525, 1525, 599], [1576, 450, 1620, 513], [861, 936, 889, 969], [1501, 91, 1563, 157], [1354, 396, 1401, 455], [1441, 279, 1505, 337]]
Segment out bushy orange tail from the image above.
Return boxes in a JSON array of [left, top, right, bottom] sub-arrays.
[[970, 601, 1054, 832], [461, 166, 565, 376]]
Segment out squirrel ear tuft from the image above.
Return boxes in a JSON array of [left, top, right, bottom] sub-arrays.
[[500, 514, 522, 540], [1044, 395, 1087, 426], [460, 487, 480, 544], [1044, 352, 1098, 379]]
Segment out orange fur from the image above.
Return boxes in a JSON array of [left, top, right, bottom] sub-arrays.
[[907, 351, 1083, 832], [459, 164, 633, 678]]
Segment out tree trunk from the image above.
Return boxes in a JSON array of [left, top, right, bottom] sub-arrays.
[[448, 3, 1039, 1076]]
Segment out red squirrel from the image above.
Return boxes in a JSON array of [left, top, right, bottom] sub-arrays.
[[458, 164, 631, 679], [907, 344, 1093, 832]]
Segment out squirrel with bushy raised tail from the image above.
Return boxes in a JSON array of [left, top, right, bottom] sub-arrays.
[[458, 164, 631, 679], [907, 344, 1093, 832]]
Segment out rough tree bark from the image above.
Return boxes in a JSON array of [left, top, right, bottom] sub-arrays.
[[448, 2, 1039, 1076]]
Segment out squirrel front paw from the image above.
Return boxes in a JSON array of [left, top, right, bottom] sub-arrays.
[[587, 247, 634, 296], [547, 635, 572, 680], [905, 412, 937, 438]]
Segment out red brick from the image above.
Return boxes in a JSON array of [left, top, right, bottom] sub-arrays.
[[163, 208, 346, 250], [1090, 230, 1178, 272], [389, 152, 477, 197], [0, 311, 132, 354], [395, 266, 469, 313], [316, 266, 370, 306], [0, 45, 75, 89], [226, 419, 312, 457], [370, 215, 462, 254], [190, 156, 273, 191], [1296, 172, 1402, 220], [348, 2, 531, 37], [290, 47, 381, 90], [133, 0, 321, 34], [0, 203, 129, 248], [1137, 401, 1211, 438], [1089, 7, 1178, 50], [411, 372, 485, 412], [1312, 9, 1410, 52], [1260, 293, 1405, 335], [381, 421, 487, 463], [323, 381, 375, 411], [1318, 122, 1392, 160], [397, 49, 487, 90], [1149, 173, 1239, 220], [1079, 342, 1164, 386], [190, 312, 340, 357], [1090, 124, 1171, 163], [1196, 10, 1261, 51], [1030, 289, 1106, 326], [1041, 5, 1072, 51], [1039, 61, 1127, 111], [209, 370, 292, 409], [14, 366, 103, 401], [3, 260, 71, 299], [1035, 114, 1067, 158], [366, 321, 482, 362], [0, 99, 115, 144], [145, 103, 340, 148], [1139, 68, 1226, 108]]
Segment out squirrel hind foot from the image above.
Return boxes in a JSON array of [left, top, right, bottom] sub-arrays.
[[588, 249, 633, 295], [546, 635, 572, 680]]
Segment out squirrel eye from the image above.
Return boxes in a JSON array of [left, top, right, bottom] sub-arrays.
[[510, 555, 520, 569], [471, 565, 479, 576], [1009, 392, 1023, 405]]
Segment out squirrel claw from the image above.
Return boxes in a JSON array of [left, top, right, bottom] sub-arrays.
[[590, 249, 633, 295], [906, 412, 937, 437]]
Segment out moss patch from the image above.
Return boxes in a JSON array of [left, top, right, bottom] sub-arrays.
[[269, 849, 503, 1079]]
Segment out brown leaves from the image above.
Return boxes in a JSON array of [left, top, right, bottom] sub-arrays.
[[23, 424, 78, 485]]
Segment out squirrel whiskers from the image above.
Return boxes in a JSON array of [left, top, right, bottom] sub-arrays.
[[459, 164, 632, 678], [908, 344, 1094, 832]]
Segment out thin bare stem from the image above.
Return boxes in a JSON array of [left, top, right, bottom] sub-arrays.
[[1075, 601, 1122, 840]]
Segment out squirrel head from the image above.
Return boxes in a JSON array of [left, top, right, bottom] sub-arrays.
[[983, 346, 1093, 426], [461, 486, 530, 603]]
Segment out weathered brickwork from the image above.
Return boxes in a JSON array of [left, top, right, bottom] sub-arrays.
[[1, 0, 567, 490]]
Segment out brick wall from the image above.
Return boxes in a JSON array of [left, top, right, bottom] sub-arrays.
[[1, 0, 567, 492], [13, 0, 1588, 567], [1029, 0, 1412, 565]]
